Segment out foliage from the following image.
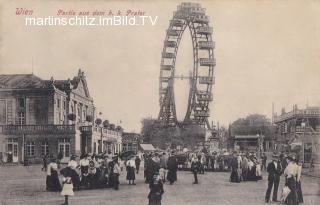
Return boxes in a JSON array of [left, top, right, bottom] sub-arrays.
[[141, 118, 205, 149], [116, 126, 122, 132], [103, 120, 109, 128], [230, 114, 276, 138], [109, 124, 115, 130], [85, 115, 93, 122], [67, 113, 76, 121], [95, 118, 102, 126]]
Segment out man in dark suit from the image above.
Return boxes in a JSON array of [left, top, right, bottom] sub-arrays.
[[265, 154, 282, 203]]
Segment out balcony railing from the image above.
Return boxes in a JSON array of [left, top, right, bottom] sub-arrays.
[[0, 124, 76, 135], [274, 108, 320, 122]]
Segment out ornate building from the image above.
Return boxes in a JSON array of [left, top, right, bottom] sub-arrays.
[[0, 69, 121, 164], [274, 105, 320, 165], [122, 132, 141, 154]]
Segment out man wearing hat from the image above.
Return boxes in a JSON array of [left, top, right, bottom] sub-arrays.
[[265, 153, 282, 203]]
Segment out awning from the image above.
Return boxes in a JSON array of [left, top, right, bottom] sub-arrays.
[[140, 144, 156, 151], [235, 135, 259, 139]]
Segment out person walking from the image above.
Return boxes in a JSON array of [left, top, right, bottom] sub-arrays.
[[296, 158, 304, 204], [148, 173, 164, 205], [112, 156, 121, 190], [42, 154, 48, 171], [261, 153, 267, 171], [126, 155, 136, 185], [265, 154, 282, 203], [60, 167, 74, 205], [46, 157, 62, 192], [167, 152, 178, 185], [284, 155, 299, 205], [230, 151, 240, 183], [135, 155, 141, 174], [191, 154, 200, 184], [159, 152, 168, 182], [67, 155, 80, 190]]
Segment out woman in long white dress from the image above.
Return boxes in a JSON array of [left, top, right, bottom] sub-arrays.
[[284, 155, 299, 205]]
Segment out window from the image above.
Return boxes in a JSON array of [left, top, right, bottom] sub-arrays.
[[58, 138, 70, 158], [18, 112, 25, 125], [71, 105, 74, 113], [26, 141, 35, 156], [57, 99, 60, 108], [63, 101, 66, 110], [18, 98, 25, 108], [0, 100, 6, 124], [41, 141, 49, 156]]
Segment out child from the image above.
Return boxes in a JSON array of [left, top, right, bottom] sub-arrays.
[[60, 167, 74, 205], [159, 168, 166, 183], [148, 173, 164, 205]]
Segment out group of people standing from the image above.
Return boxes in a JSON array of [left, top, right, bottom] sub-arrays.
[[265, 153, 303, 205], [230, 151, 263, 183], [45, 152, 122, 204], [144, 151, 178, 185]]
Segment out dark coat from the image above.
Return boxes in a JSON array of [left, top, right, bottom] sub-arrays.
[[167, 156, 177, 171], [267, 161, 282, 181]]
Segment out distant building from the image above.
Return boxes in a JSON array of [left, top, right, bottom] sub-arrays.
[[274, 105, 320, 164], [122, 132, 141, 154], [0, 70, 122, 164]]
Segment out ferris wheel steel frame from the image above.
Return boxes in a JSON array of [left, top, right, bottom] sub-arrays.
[[158, 2, 216, 128]]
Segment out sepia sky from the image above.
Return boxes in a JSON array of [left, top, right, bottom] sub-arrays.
[[0, 0, 320, 132]]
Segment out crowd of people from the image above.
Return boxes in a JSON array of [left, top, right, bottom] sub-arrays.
[[44, 151, 179, 205], [44, 149, 305, 205], [45, 152, 131, 193]]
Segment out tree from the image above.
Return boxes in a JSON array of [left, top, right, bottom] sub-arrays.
[[103, 120, 109, 128], [109, 124, 115, 130], [95, 118, 102, 126], [67, 113, 76, 122], [86, 115, 93, 123], [116, 126, 122, 132], [230, 114, 276, 138], [141, 118, 205, 150]]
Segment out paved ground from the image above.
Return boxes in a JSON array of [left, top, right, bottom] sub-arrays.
[[0, 165, 319, 205]]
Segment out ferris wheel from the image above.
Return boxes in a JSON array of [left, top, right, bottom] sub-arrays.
[[158, 2, 215, 128]]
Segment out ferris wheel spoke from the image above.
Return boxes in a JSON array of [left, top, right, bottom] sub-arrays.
[[159, 2, 215, 128]]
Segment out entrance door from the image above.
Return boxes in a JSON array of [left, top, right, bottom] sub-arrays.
[[7, 139, 18, 163], [58, 139, 70, 163]]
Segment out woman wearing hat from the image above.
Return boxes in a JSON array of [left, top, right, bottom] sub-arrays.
[[46, 157, 61, 192], [148, 173, 164, 205], [295, 158, 304, 204], [283, 154, 299, 205], [79, 154, 90, 187], [126, 155, 136, 185], [67, 155, 80, 190]]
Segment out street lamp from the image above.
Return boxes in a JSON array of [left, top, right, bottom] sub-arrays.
[[301, 121, 306, 164]]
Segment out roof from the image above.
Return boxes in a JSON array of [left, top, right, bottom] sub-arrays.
[[234, 135, 260, 139], [0, 74, 46, 89], [139, 144, 156, 151]]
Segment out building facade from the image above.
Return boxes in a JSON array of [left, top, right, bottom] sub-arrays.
[[274, 105, 320, 165], [122, 132, 140, 154], [0, 70, 122, 164]]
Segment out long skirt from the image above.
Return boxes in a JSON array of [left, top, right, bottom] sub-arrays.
[[247, 167, 258, 181], [126, 167, 135, 180], [46, 171, 61, 192], [70, 169, 81, 189], [296, 181, 303, 204], [230, 169, 239, 183], [112, 173, 120, 190], [285, 177, 298, 205], [167, 169, 177, 183]]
